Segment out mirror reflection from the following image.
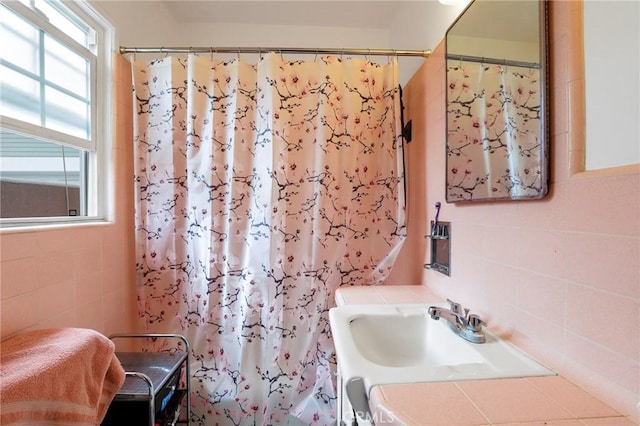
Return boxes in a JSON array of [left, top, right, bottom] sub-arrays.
[[445, 0, 549, 202]]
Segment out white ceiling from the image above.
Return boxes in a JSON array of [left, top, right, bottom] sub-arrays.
[[161, 1, 538, 43], [162, 1, 438, 29]]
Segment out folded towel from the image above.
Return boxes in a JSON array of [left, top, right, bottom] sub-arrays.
[[0, 328, 126, 426]]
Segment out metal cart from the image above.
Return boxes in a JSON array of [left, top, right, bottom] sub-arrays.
[[102, 333, 191, 426]]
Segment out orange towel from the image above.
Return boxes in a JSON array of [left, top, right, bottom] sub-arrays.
[[0, 328, 125, 426]]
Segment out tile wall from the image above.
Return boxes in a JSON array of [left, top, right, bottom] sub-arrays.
[[391, 0, 639, 420]]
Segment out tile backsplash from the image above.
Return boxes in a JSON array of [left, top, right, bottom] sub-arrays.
[[390, 0, 639, 421]]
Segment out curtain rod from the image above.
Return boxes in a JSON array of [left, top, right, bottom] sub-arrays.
[[446, 53, 541, 69], [119, 46, 431, 58]]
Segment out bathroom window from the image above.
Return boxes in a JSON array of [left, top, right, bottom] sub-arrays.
[[0, 0, 112, 225]]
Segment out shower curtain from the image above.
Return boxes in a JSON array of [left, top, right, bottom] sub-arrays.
[[131, 53, 406, 425], [446, 61, 542, 200]]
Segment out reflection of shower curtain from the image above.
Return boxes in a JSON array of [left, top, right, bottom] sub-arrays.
[[131, 53, 406, 425], [447, 61, 542, 200]]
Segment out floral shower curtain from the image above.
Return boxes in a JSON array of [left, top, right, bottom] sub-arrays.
[[131, 53, 406, 425], [446, 61, 543, 200]]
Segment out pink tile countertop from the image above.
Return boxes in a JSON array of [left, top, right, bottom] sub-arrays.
[[334, 285, 634, 426]]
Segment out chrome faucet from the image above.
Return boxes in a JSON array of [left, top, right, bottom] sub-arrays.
[[428, 299, 486, 344]]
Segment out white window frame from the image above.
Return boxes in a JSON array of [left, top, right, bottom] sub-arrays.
[[0, 0, 113, 228]]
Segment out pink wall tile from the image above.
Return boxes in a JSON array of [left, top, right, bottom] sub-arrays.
[[566, 174, 640, 236], [1, 293, 39, 336], [565, 333, 639, 398], [0, 232, 36, 261], [565, 233, 639, 299], [517, 270, 566, 328], [477, 201, 522, 228], [103, 299, 132, 336], [516, 228, 566, 278], [390, 1, 639, 419], [512, 309, 566, 368], [75, 272, 104, 304], [76, 300, 104, 331], [1, 257, 38, 299], [552, 133, 571, 184], [36, 249, 75, 285], [481, 226, 520, 266], [484, 261, 519, 307], [452, 222, 484, 256], [103, 240, 127, 273], [72, 226, 106, 248], [518, 183, 569, 230], [74, 245, 104, 279], [566, 284, 639, 359], [41, 309, 76, 330], [36, 280, 75, 323], [35, 228, 76, 255], [448, 251, 485, 304]]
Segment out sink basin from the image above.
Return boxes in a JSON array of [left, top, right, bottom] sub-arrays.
[[329, 303, 555, 405], [349, 308, 485, 368]]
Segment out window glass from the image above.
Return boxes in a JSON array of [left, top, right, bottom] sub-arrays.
[[0, 129, 87, 218], [0, 6, 39, 74], [0, 0, 111, 225], [1, 3, 92, 142], [34, 0, 91, 48], [45, 34, 89, 98], [0, 65, 41, 125], [44, 86, 90, 138]]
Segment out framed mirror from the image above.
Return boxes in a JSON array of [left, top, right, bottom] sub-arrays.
[[445, 0, 549, 202]]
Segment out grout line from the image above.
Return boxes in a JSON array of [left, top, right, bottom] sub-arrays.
[[454, 382, 493, 425], [524, 376, 579, 420]]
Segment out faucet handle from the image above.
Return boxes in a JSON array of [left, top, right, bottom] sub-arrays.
[[467, 314, 485, 332], [446, 298, 463, 314]]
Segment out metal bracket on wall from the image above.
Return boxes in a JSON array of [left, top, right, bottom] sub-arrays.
[[424, 221, 451, 276], [402, 119, 412, 143]]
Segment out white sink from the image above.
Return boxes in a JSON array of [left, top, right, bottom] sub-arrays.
[[329, 303, 555, 417], [348, 306, 486, 368]]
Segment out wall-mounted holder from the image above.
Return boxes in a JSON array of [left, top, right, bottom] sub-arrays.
[[424, 221, 451, 276]]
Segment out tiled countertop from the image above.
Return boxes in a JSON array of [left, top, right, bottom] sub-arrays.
[[334, 285, 634, 426]]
